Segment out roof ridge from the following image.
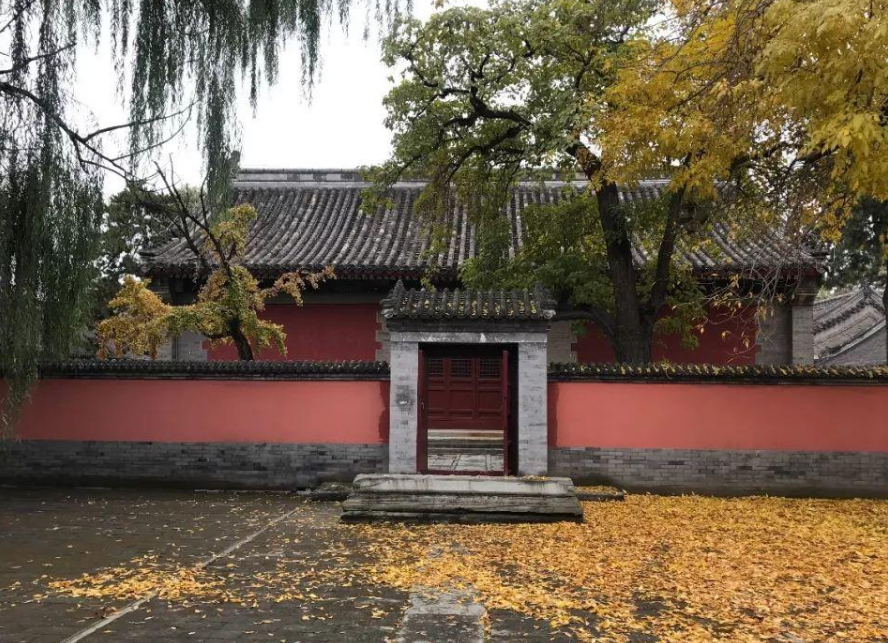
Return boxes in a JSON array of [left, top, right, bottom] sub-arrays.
[[233, 168, 674, 187], [814, 287, 886, 334], [815, 289, 858, 306]]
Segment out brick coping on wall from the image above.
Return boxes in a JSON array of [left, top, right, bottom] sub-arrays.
[[19, 359, 888, 384], [549, 362, 888, 384], [33, 359, 391, 380]]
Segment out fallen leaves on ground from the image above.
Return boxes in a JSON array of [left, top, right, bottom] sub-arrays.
[[574, 484, 624, 496], [41, 555, 236, 604], [38, 495, 888, 642]]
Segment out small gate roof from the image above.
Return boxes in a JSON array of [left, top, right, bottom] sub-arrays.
[[381, 281, 556, 322]]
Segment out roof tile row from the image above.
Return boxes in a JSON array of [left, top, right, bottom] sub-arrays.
[[381, 282, 556, 321], [145, 177, 824, 279]]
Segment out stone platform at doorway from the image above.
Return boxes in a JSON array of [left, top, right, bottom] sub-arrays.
[[341, 474, 584, 523]]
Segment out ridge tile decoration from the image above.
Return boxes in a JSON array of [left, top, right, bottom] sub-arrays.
[[143, 172, 825, 280], [380, 281, 557, 321]]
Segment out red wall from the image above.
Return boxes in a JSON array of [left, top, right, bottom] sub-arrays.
[[574, 305, 759, 364], [207, 303, 380, 361], [8, 378, 888, 454], [550, 381, 888, 452], [206, 302, 758, 365], [10, 379, 389, 444]]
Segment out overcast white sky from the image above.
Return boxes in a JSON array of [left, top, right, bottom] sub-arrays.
[[75, 0, 442, 189]]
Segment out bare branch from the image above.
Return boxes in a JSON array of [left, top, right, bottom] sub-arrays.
[[0, 43, 75, 75], [81, 101, 194, 143]]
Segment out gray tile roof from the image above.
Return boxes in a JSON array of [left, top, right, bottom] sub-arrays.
[[381, 281, 556, 321], [144, 169, 825, 280], [814, 286, 886, 365]]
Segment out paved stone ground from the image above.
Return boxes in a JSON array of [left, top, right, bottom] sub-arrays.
[[0, 487, 567, 643]]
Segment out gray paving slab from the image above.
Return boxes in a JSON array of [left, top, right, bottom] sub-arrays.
[[0, 488, 302, 643], [0, 486, 601, 643]]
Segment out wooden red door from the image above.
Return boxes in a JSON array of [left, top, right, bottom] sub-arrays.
[[419, 348, 511, 475]]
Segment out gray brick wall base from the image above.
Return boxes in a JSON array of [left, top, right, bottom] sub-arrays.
[[0, 441, 386, 490], [550, 447, 888, 498], [5, 441, 885, 498]]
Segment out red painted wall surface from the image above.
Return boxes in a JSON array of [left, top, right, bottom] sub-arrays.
[[8, 379, 389, 444], [549, 381, 888, 452], [207, 303, 380, 361], [573, 305, 759, 364], [203, 301, 758, 364]]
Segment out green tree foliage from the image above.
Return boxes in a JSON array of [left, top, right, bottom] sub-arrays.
[[1, 0, 399, 433], [95, 185, 183, 318], [461, 193, 708, 352], [827, 199, 888, 290], [368, 0, 888, 363]]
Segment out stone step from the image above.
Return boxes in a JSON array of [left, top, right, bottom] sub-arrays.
[[428, 429, 503, 440], [341, 474, 584, 523], [428, 444, 503, 453]]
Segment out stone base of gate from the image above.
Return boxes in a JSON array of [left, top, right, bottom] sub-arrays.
[[341, 474, 583, 523]]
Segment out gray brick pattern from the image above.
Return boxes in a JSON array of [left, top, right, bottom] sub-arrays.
[[0, 441, 386, 489], [756, 303, 792, 365], [4, 441, 886, 497], [550, 447, 888, 497], [547, 321, 577, 363], [792, 303, 815, 365], [173, 330, 209, 360], [375, 309, 391, 362]]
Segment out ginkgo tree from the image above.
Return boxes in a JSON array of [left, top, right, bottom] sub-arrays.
[[367, 0, 888, 363], [97, 192, 334, 361]]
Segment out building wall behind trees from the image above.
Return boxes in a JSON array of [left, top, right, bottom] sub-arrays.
[[180, 299, 806, 365], [203, 302, 382, 362]]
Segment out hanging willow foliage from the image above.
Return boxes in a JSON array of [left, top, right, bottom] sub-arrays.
[[0, 0, 402, 435]]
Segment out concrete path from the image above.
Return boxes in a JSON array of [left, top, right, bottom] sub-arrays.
[[395, 588, 485, 643], [0, 487, 573, 643]]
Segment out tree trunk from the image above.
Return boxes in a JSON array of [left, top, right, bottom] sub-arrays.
[[596, 182, 653, 364], [229, 322, 255, 361]]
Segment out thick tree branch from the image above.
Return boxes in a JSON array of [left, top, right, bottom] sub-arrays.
[[647, 187, 687, 316]]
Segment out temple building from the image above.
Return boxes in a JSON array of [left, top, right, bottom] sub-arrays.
[[143, 168, 827, 366]]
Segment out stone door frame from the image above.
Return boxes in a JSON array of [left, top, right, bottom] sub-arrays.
[[388, 330, 549, 476]]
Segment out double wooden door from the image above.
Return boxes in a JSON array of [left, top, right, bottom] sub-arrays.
[[418, 347, 513, 475]]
